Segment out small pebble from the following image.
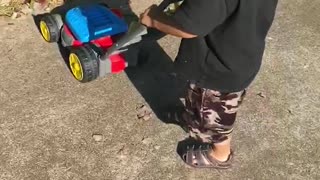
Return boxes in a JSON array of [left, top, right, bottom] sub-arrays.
[[142, 114, 152, 121], [137, 104, 152, 121], [117, 145, 125, 154], [154, 145, 161, 150], [73, 129, 81, 134], [287, 162, 295, 166], [11, 12, 18, 19], [142, 137, 152, 145], [92, 134, 103, 142]]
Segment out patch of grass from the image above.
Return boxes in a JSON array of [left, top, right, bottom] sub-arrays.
[[0, 5, 15, 16], [0, 0, 63, 17], [0, 0, 23, 16]]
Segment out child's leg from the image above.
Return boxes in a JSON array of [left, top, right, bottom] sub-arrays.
[[182, 81, 246, 166]]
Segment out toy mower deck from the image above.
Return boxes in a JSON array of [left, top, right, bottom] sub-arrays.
[[39, 3, 147, 83]]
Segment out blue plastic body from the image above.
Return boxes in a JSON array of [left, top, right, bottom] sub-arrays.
[[65, 4, 128, 43]]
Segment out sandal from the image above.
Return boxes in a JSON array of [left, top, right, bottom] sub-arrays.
[[182, 145, 234, 169]]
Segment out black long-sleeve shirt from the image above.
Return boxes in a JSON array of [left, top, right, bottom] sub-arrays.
[[172, 0, 278, 92]]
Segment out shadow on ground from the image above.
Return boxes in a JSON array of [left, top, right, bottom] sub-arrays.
[[32, 0, 188, 128]]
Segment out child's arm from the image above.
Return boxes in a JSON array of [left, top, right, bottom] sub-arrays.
[[140, 0, 228, 38]]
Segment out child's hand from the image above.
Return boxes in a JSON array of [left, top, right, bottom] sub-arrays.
[[139, 5, 159, 27]]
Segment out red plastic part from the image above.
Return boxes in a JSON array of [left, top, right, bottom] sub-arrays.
[[63, 8, 127, 74], [111, 9, 124, 18], [109, 9, 127, 73], [63, 25, 82, 46], [91, 37, 114, 49], [109, 54, 126, 73]]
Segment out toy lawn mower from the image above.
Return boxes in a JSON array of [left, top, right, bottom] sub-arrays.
[[39, 1, 183, 83]]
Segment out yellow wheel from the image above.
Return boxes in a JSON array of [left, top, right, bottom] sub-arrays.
[[39, 14, 61, 43], [40, 21, 50, 42], [69, 46, 99, 83], [69, 53, 84, 81]]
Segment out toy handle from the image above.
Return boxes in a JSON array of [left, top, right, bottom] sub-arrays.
[[104, 22, 147, 56], [101, 0, 184, 59]]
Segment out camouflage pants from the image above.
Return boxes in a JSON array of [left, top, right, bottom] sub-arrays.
[[183, 82, 246, 144]]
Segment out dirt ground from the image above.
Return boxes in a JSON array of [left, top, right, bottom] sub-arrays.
[[0, 0, 319, 179]]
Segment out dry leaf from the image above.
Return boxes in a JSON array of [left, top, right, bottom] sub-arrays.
[[137, 104, 152, 121], [257, 92, 266, 98]]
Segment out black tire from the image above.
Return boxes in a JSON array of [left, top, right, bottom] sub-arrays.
[[69, 45, 99, 83], [40, 14, 61, 43]]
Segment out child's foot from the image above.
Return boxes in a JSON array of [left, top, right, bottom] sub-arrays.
[[181, 144, 233, 169], [209, 149, 231, 162]]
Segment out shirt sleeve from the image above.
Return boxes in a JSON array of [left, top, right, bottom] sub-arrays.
[[171, 0, 228, 36]]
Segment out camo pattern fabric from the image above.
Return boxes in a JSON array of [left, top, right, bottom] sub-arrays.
[[183, 82, 246, 143]]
